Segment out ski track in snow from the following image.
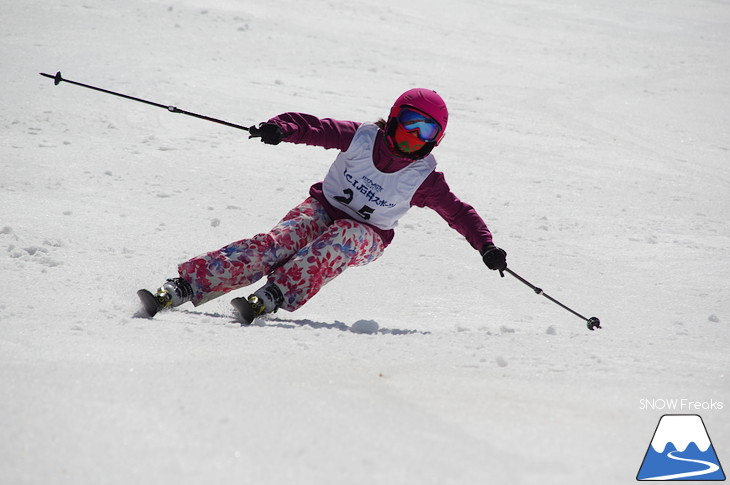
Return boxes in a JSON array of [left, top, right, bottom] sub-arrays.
[[2, 0, 729, 484]]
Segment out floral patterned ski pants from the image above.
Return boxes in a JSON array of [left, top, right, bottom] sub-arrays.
[[178, 197, 384, 311]]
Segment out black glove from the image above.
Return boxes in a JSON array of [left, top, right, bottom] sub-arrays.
[[248, 122, 285, 145], [481, 243, 507, 274]]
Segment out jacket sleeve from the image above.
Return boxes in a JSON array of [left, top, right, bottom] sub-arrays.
[[412, 171, 494, 251], [267, 112, 361, 151]]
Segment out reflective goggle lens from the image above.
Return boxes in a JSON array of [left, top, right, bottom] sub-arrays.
[[397, 108, 442, 142]]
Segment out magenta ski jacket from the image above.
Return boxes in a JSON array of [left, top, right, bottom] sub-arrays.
[[269, 112, 494, 251]]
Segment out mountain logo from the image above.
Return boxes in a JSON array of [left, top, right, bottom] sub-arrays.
[[637, 414, 725, 481]]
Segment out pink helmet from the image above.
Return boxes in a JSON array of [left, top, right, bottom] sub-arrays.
[[385, 88, 448, 159]]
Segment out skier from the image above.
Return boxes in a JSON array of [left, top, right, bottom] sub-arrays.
[[138, 88, 508, 323]]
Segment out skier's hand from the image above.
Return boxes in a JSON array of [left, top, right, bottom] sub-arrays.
[[248, 122, 284, 145], [481, 243, 507, 275]]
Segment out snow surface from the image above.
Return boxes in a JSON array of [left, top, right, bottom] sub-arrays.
[[2, 0, 729, 483]]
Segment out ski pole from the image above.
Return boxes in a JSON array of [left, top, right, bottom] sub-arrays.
[[39, 71, 250, 132], [504, 268, 602, 331]]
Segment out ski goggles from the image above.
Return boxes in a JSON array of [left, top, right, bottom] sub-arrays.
[[396, 108, 442, 143]]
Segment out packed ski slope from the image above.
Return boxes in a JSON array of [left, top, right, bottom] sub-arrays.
[[2, 1, 729, 483]]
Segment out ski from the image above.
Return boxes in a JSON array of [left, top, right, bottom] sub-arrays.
[[138, 289, 258, 324], [231, 297, 256, 325], [137, 289, 163, 317]]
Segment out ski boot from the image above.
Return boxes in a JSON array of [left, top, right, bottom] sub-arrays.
[[231, 283, 284, 325], [137, 277, 193, 317]]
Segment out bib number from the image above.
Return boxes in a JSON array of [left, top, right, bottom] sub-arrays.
[[333, 188, 375, 221]]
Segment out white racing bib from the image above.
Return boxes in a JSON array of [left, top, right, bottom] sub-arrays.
[[323, 123, 436, 230]]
